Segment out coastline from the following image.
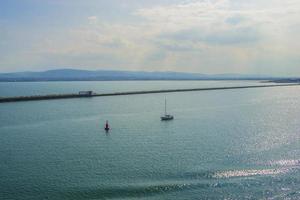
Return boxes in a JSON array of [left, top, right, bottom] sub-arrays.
[[1, 83, 299, 103]]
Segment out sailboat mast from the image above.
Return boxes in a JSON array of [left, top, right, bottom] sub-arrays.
[[165, 98, 167, 115], [161, 97, 173, 120]]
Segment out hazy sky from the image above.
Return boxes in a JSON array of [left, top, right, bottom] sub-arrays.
[[0, 0, 300, 75]]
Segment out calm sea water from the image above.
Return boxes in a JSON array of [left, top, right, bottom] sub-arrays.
[[1, 81, 300, 199]]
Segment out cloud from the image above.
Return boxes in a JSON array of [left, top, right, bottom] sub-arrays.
[[159, 27, 260, 45], [88, 16, 98, 24], [1, 0, 300, 75], [225, 15, 246, 25], [135, 0, 300, 36], [132, 0, 300, 74]]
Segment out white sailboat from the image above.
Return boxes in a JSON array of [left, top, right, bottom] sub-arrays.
[[161, 98, 174, 121]]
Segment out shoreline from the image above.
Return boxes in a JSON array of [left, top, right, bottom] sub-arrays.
[[0, 83, 299, 103]]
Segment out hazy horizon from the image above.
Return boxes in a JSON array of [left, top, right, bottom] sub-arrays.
[[0, 68, 286, 78], [1, 0, 300, 76]]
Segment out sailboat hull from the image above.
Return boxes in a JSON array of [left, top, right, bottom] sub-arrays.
[[161, 115, 174, 120]]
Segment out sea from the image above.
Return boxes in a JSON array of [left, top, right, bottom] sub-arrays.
[[1, 81, 300, 199]]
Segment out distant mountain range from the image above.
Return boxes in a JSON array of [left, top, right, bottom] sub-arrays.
[[0, 69, 279, 82]]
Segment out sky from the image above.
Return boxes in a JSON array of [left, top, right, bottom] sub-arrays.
[[0, 0, 300, 76]]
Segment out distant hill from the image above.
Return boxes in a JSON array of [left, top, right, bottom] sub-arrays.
[[0, 69, 275, 82]]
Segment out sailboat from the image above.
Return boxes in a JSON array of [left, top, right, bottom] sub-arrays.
[[161, 98, 174, 121]]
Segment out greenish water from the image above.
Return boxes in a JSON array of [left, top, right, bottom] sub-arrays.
[[1, 81, 300, 199]]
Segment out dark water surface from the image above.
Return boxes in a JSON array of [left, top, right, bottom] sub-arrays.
[[1, 81, 300, 199]]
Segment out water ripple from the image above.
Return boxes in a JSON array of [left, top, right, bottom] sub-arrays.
[[212, 168, 290, 178]]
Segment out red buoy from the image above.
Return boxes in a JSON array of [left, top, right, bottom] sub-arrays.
[[104, 120, 110, 131]]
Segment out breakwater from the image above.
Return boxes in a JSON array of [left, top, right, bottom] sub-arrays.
[[1, 83, 299, 103]]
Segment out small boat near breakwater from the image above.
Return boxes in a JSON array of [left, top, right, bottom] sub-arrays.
[[161, 98, 174, 121]]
